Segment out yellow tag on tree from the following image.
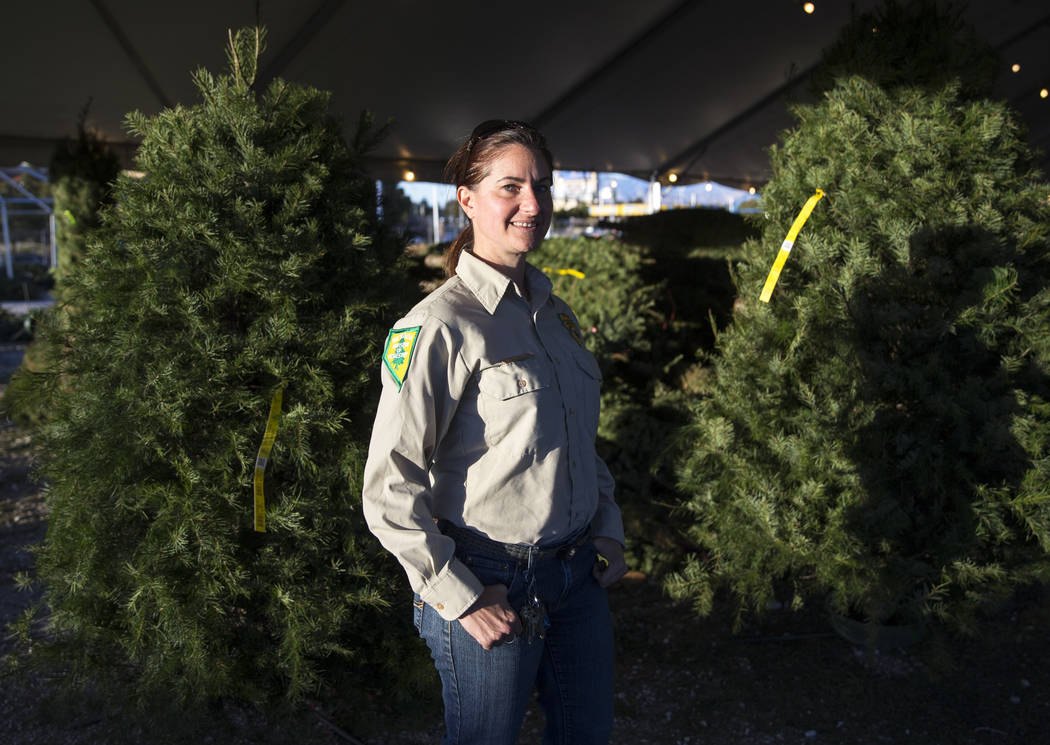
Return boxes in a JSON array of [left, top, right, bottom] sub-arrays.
[[542, 266, 586, 279], [253, 384, 285, 533], [760, 189, 825, 303], [383, 326, 421, 390]]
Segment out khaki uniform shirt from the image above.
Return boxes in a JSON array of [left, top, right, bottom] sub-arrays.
[[363, 250, 625, 621]]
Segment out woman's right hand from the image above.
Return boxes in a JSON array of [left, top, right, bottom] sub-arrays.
[[458, 584, 522, 650]]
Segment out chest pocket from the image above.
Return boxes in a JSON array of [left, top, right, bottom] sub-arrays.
[[477, 358, 550, 400], [475, 357, 553, 449]]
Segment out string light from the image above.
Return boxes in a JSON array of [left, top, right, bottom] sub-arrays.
[[748, 186, 757, 195], [1011, 63, 1021, 73], [803, 2, 815, 14], [705, 182, 713, 192], [403, 170, 416, 182], [668, 172, 678, 183], [1041, 89, 1049, 99]]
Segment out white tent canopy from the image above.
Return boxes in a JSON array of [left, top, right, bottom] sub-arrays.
[[3, 1, 1048, 187]]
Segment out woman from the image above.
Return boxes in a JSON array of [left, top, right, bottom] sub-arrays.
[[363, 119, 627, 745]]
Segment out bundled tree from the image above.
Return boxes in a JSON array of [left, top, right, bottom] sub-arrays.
[[18, 28, 418, 705], [670, 75, 1050, 632]]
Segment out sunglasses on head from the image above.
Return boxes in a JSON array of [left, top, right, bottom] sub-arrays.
[[466, 119, 538, 150]]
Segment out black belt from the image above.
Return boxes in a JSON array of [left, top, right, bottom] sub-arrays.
[[438, 519, 590, 563]]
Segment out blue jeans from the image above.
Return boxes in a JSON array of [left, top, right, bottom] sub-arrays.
[[414, 541, 614, 745]]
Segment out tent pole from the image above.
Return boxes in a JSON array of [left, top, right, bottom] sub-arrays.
[[1, 199, 13, 280]]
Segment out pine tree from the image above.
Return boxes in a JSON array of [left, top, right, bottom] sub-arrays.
[[811, 0, 999, 100], [528, 236, 658, 374], [21, 28, 417, 704], [669, 76, 1050, 632]]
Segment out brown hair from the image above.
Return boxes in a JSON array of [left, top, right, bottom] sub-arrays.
[[442, 120, 554, 277]]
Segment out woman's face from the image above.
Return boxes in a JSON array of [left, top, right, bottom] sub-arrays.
[[457, 143, 553, 269]]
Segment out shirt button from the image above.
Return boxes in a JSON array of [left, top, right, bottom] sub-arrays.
[[517, 379, 527, 389], [569, 408, 575, 415], [436, 603, 445, 611]]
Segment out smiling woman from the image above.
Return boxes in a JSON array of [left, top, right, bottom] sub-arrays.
[[363, 119, 627, 744], [456, 142, 553, 283], [440, 120, 555, 280]]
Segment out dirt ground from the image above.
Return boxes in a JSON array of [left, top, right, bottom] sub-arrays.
[[2, 373, 1049, 745]]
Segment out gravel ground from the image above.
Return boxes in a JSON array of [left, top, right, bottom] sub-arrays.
[[2, 386, 1049, 745]]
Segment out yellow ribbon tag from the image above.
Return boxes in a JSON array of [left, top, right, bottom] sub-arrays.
[[760, 189, 824, 303], [253, 384, 285, 533], [542, 267, 586, 279]]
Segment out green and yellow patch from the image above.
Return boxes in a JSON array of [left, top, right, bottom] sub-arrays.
[[383, 326, 421, 389]]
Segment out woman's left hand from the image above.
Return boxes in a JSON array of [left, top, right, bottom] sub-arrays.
[[591, 536, 627, 587]]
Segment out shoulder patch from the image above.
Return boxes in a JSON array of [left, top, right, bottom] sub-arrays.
[[559, 313, 584, 347], [383, 326, 422, 390]]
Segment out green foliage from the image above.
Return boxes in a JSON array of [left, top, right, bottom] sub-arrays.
[[617, 208, 759, 366], [529, 237, 659, 375], [616, 208, 758, 255], [812, 0, 999, 98], [671, 77, 1050, 632], [21, 28, 419, 705], [3, 112, 120, 426]]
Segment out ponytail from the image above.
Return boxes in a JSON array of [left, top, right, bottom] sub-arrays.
[[444, 224, 473, 277]]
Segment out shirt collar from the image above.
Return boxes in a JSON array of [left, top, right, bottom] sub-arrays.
[[456, 250, 553, 315]]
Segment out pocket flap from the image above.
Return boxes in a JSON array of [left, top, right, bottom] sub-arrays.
[[478, 359, 549, 400]]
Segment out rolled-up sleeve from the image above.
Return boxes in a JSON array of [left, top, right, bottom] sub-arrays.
[[362, 316, 482, 621]]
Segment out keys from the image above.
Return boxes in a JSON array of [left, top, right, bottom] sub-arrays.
[[519, 549, 550, 643], [519, 594, 549, 643]]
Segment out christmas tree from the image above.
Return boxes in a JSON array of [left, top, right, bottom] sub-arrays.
[[19, 28, 416, 704], [669, 75, 1050, 631], [528, 236, 658, 374], [811, 0, 999, 100]]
